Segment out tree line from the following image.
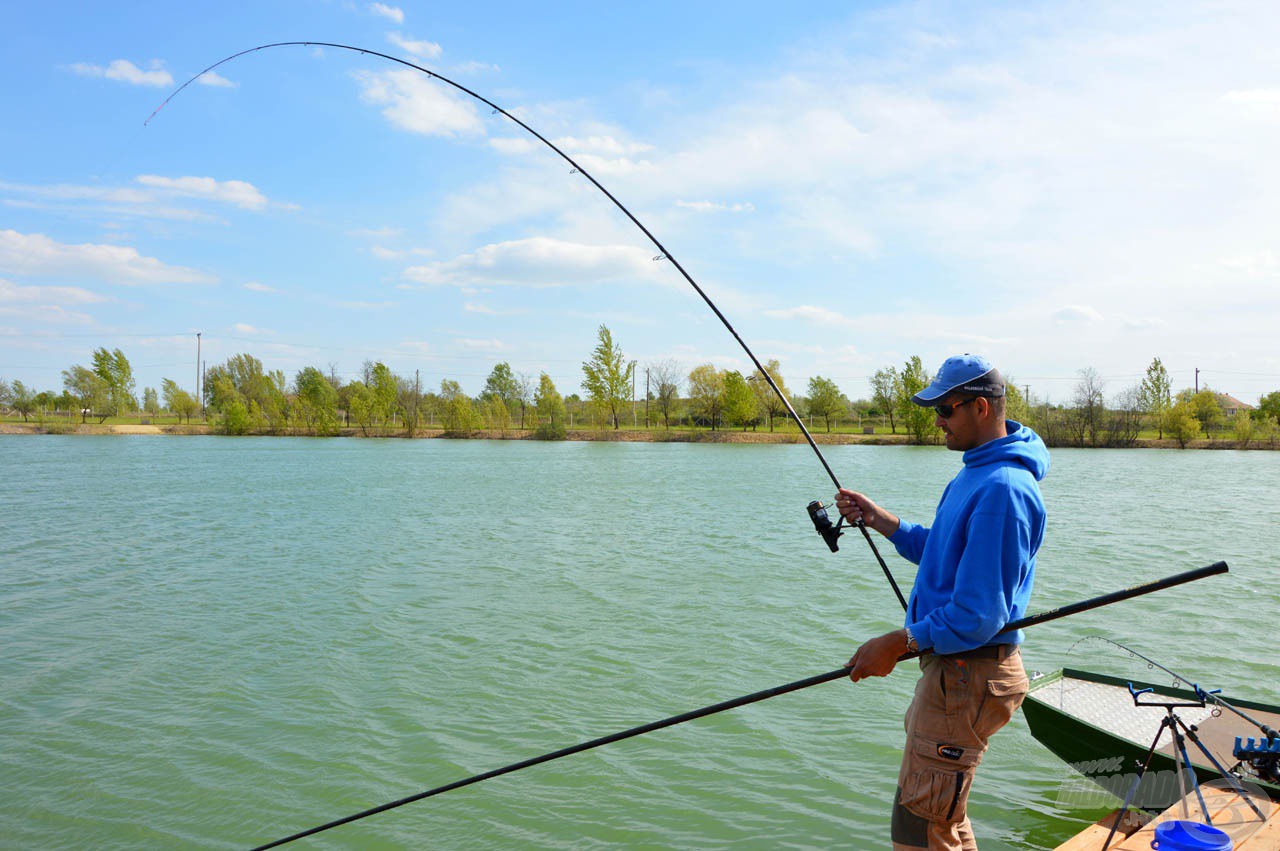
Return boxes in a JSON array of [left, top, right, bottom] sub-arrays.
[[3, 335, 1278, 447]]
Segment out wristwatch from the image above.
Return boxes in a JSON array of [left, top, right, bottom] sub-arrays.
[[904, 627, 919, 653]]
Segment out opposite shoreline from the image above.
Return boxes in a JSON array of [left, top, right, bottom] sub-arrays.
[[1, 421, 1271, 450]]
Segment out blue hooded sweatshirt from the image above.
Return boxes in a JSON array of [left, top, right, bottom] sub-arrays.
[[891, 420, 1049, 655]]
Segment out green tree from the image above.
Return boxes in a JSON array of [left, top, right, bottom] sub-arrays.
[[369, 362, 400, 429], [533, 373, 566, 439], [806, 376, 844, 433], [33, 391, 56, 422], [723, 370, 757, 430], [870, 367, 899, 433], [0, 378, 11, 408], [10, 381, 35, 421], [534, 372, 565, 429], [1178, 388, 1224, 438], [687, 363, 725, 429], [63, 365, 107, 422], [581, 325, 634, 429], [1233, 413, 1255, 448], [897, 356, 938, 444], [1254, 390, 1280, 427], [294, 366, 339, 435], [484, 395, 512, 433], [481, 361, 521, 425], [1004, 379, 1029, 424], [143, 387, 160, 416], [440, 379, 481, 433], [1165, 400, 1200, 448], [346, 381, 375, 435], [1138, 357, 1173, 439], [161, 378, 199, 424], [91, 347, 136, 416], [750, 359, 791, 432]]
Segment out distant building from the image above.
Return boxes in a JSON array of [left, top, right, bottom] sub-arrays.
[[1216, 393, 1255, 419]]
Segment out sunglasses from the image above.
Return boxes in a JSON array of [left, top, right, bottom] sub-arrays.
[[934, 397, 979, 418]]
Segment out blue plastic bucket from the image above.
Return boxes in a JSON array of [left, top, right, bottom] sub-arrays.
[[1149, 819, 1233, 850]]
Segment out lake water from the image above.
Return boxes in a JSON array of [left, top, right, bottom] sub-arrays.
[[2, 435, 1276, 849]]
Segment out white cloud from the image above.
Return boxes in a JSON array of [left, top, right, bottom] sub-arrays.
[[347, 226, 403, 240], [135, 175, 268, 210], [1053, 305, 1105, 322], [387, 32, 443, 60], [398, 340, 433, 355], [1219, 249, 1279, 278], [454, 61, 501, 74], [455, 337, 507, 351], [197, 71, 237, 88], [0, 177, 277, 219], [0, 278, 104, 324], [402, 237, 662, 288], [553, 135, 653, 156], [369, 2, 404, 23], [0, 303, 94, 325], [675, 200, 755, 213], [242, 282, 279, 293], [370, 244, 433, 260], [332, 300, 398, 310], [0, 278, 106, 306], [489, 137, 537, 155], [0, 230, 214, 285], [70, 59, 173, 87], [231, 323, 272, 335], [763, 304, 859, 327], [463, 302, 525, 316], [352, 69, 484, 137]]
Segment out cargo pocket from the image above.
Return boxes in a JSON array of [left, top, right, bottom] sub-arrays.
[[974, 676, 1028, 740], [898, 735, 982, 823]]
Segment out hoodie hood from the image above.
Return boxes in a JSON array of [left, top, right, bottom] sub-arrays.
[[962, 419, 1049, 481]]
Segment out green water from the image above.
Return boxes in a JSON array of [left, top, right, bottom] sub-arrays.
[[2, 436, 1276, 849]]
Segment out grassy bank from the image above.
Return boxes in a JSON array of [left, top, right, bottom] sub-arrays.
[[3, 419, 1276, 449]]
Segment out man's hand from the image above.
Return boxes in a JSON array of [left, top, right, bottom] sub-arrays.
[[834, 489, 900, 537], [847, 629, 909, 682]]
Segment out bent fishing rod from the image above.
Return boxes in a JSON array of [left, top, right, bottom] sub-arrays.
[[247, 561, 1228, 849], [147, 42, 907, 610]]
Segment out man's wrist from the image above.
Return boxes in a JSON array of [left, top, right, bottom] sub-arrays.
[[904, 626, 919, 652]]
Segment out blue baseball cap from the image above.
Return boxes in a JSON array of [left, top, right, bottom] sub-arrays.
[[911, 354, 1006, 406]]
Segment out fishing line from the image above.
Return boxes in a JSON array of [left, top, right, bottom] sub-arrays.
[[1070, 634, 1279, 740], [245, 562, 1227, 848], [146, 41, 906, 608]]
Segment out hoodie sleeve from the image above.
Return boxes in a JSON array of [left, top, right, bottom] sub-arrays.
[[889, 519, 929, 565], [906, 502, 1033, 654]]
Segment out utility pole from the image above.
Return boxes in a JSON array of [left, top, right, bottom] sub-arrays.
[[1195, 368, 1200, 393], [196, 332, 201, 411], [645, 368, 650, 428], [631, 360, 637, 428]]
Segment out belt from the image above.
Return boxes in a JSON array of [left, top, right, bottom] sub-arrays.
[[942, 643, 1019, 660]]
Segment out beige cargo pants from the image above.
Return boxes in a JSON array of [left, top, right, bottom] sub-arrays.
[[890, 645, 1029, 851]]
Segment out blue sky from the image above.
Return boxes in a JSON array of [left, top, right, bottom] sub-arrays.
[[3, 1, 1279, 403]]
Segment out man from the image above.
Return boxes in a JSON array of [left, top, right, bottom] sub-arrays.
[[835, 354, 1049, 851]]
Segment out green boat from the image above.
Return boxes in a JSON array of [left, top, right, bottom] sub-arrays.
[[1023, 668, 1280, 808]]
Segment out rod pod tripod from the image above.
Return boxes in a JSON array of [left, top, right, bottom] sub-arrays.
[[1101, 684, 1268, 850]]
